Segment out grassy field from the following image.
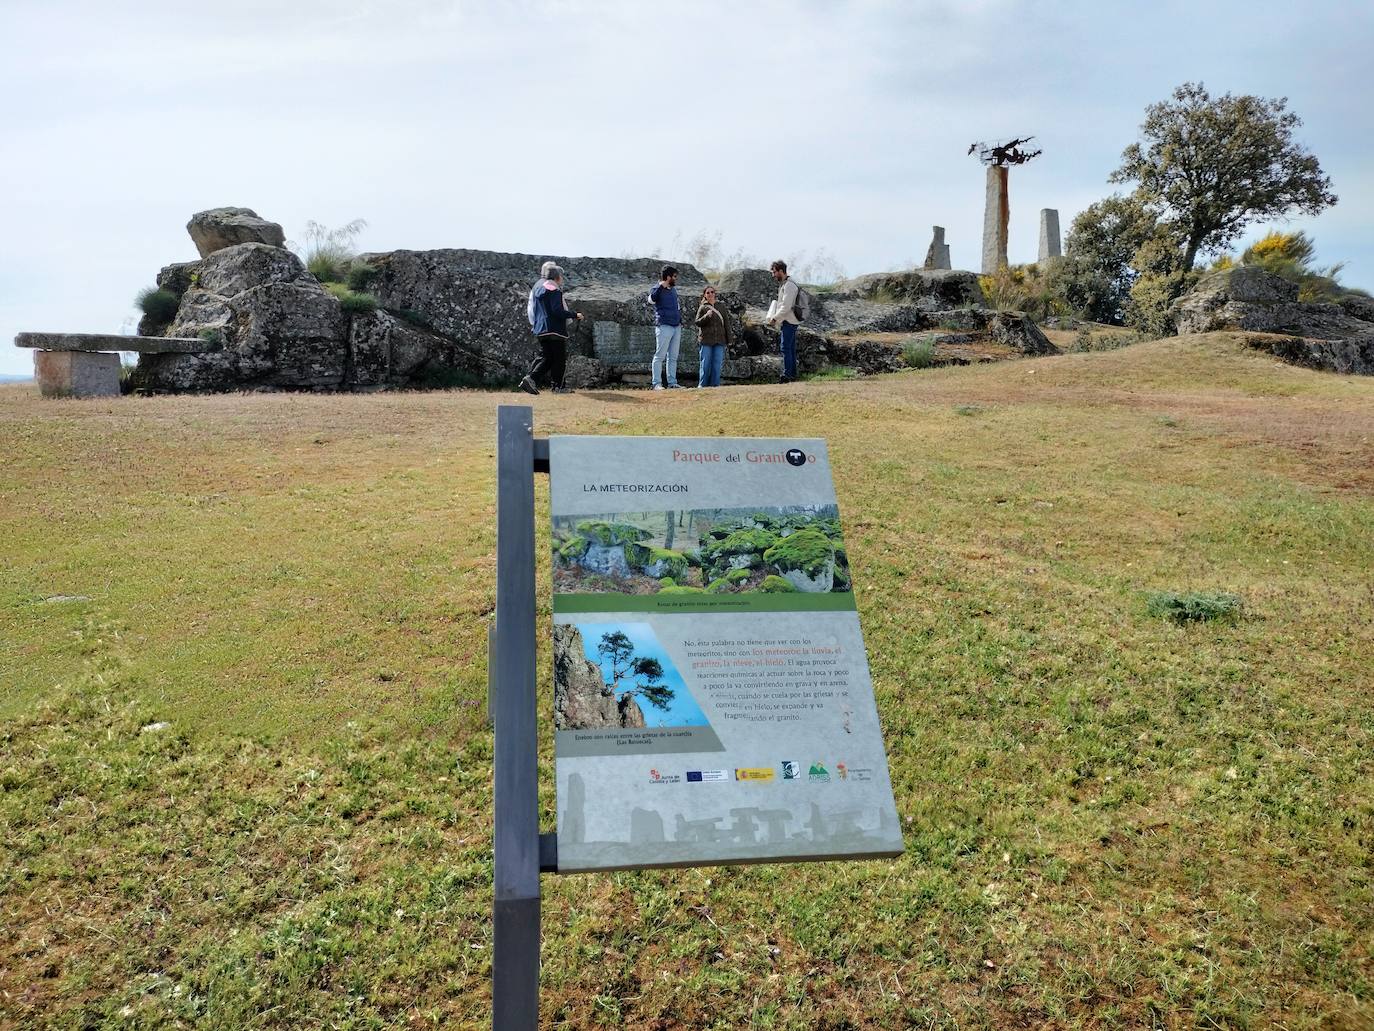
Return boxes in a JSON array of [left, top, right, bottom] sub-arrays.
[[2, 332, 1371, 1029]]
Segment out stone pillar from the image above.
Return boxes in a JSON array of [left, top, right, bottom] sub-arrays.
[[34, 350, 121, 398], [981, 165, 1009, 274], [1038, 208, 1062, 262], [923, 226, 951, 270]]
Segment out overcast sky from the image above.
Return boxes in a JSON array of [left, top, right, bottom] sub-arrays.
[[2, 0, 1371, 376]]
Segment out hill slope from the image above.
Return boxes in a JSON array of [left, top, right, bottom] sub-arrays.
[[1, 334, 1371, 1028]]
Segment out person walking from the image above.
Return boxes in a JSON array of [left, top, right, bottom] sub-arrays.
[[694, 284, 730, 388], [648, 265, 682, 390], [521, 263, 582, 395], [766, 259, 801, 383]]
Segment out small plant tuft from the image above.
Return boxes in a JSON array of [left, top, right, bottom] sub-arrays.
[[345, 262, 379, 292], [903, 339, 936, 368], [1145, 590, 1243, 624], [136, 287, 180, 324], [324, 283, 378, 314]]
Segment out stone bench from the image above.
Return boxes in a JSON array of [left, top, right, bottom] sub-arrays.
[[15, 332, 214, 398]]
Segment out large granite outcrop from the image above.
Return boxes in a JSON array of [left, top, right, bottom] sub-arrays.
[[358, 249, 741, 383], [111, 207, 1074, 392], [1172, 267, 1374, 375], [838, 268, 987, 309], [1173, 267, 1374, 340], [133, 244, 346, 391], [1247, 332, 1374, 376], [553, 624, 646, 730], [187, 207, 286, 258]]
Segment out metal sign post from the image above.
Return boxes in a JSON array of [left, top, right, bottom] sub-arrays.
[[491, 404, 546, 1030], [488, 406, 903, 1026]]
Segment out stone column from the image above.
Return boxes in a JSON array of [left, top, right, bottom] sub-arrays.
[[1038, 208, 1062, 262], [34, 350, 121, 398], [981, 165, 1009, 274], [923, 226, 952, 270]]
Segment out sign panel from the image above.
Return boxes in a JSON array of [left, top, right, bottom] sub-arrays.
[[549, 436, 903, 872]]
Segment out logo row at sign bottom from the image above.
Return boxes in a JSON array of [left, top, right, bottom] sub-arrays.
[[648, 762, 876, 785]]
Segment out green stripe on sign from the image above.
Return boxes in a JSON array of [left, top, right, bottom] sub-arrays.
[[552, 592, 858, 614]]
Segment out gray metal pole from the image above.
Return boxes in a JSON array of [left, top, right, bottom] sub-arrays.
[[492, 404, 540, 1030]]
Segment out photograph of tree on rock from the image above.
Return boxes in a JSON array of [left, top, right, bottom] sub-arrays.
[[552, 506, 851, 596], [553, 622, 707, 731]]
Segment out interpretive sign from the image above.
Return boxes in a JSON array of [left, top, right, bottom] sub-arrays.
[[550, 436, 903, 871]]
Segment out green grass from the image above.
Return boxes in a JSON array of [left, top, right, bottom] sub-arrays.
[[1, 332, 1372, 1028], [323, 282, 379, 314], [1144, 590, 1243, 624], [903, 338, 936, 368]]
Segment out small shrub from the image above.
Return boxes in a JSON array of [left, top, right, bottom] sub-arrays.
[[1145, 591, 1242, 624], [308, 254, 347, 283], [197, 327, 224, 347], [394, 308, 432, 329], [294, 219, 368, 284], [954, 404, 984, 416], [346, 262, 379, 292], [1127, 268, 1200, 338], [979, 264, 1073, 321], [903, 339, 935, 368], [324, 283, 378, 314], [136, 287, 180, 324], [119, 359, 137, 394]]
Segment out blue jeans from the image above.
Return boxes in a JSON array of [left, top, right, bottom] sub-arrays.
[[698, 344, 725, 387], [652, 324, 681, 387], [779, 322, 798, 380]]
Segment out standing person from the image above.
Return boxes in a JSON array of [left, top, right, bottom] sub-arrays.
[[648, 265, 682, 390], [521, 263, 583, 395], [766, 259, 800, 383], [694, 284, 730, 388]]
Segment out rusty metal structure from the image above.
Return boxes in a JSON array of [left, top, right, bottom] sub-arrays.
[[967, 136, 1043, 167], [969, 137, 1042, 272]]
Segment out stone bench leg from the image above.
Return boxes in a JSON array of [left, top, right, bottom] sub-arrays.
[[34, 350, 121, 398]]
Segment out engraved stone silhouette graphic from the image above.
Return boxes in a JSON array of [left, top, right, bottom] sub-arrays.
[[630, 807, 664, 844], [757, 808, 792, 843], [675, 813, 725, 843], [829, 809, 865, 842], [727, 808, 761, 845], [806, 802, 829, 842], [564, 772, 587, 844]]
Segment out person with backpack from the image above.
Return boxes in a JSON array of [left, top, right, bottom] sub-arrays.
[[648, 265, 682, 390], [766, 259, 808, 383], [694, 284, 730, 388], [521, 262, 583, 395]]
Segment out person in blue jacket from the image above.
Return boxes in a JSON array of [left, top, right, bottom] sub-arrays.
[[521, 262, 583, 395], [648, 265, 681, 389]]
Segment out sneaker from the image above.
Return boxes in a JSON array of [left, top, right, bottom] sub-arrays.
[[519, 376, 539, 395], [667, 384, 681, 389], [652, 384, 665, 391]]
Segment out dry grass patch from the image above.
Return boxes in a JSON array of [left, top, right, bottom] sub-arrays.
[[1, 333, 1371, 1028]]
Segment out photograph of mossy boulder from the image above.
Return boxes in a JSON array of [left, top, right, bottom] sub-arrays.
[[552, 507, 850, 595]]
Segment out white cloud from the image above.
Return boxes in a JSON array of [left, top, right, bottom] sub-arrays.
[[2, 0, 1371, 374]]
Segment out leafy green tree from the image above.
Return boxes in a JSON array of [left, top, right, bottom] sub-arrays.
[[1110, 82, 1336, 270], [596, 631, 675, 712], [1060, 193, 1159, 323]]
